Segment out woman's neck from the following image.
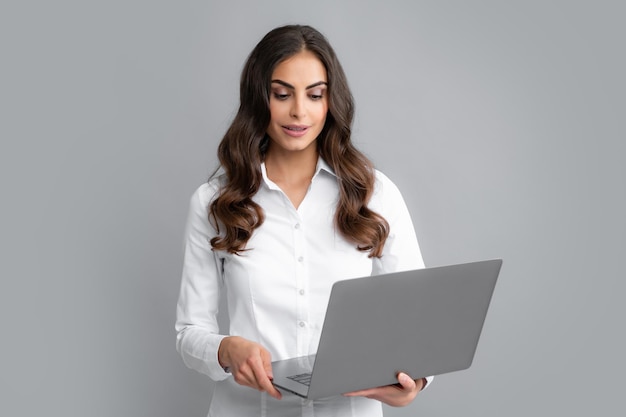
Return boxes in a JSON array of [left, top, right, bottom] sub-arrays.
[[264, 146, 318, 185], [264, 146, 318, 209]]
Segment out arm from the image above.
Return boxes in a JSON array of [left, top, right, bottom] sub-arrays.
[[175, 184, 281, 398], [175, 184, 230, 381], [360, 172, 434, 402]]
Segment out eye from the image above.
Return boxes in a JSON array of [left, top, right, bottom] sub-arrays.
[[272, 91, 290, 101], [309, 90, 325, 101]]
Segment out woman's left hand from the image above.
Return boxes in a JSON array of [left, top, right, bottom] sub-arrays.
[[343, 372, 424, 407]]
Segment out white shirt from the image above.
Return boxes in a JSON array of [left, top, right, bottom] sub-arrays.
[[176, 158, 431, 417]]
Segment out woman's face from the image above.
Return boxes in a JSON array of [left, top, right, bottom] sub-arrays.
[[266, 50, 328, 156]]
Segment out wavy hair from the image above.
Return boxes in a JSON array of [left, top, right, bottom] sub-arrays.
[[209, 25, 389, 257]]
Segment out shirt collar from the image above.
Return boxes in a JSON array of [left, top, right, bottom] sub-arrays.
[[314, 157, 337, 179], [261, 156, 337, 190], [260, 162, 279, 190]]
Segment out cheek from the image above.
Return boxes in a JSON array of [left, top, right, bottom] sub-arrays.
[[319, 107, 329, 124], [315, 101, 329, 120], [268, 101, 285, 122]]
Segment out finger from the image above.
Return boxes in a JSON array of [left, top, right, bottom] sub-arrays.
[[258, 371, 282, 399], [261, 348, 274, 380], [343, 387, 381, 397], [258, 348, 281, 399], [396, 372, 417, 391], [258, 375, 282, 399], [234, 353, 267, 388], [251, 358, 282, 399], [233, 364, 259, 389]]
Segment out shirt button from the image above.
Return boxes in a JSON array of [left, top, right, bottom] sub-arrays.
[[294, 223, 301, 229], [297, 256, 304, 263], [299, 321, 305, 327], [299, 289, 305, 295]]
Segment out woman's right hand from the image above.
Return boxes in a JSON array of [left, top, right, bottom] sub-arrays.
[[218, 336, 282, 399]]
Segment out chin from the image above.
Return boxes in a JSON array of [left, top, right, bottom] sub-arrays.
[[272, 138, 317, 153]]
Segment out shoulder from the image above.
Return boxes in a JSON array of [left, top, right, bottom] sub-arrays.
[[371, 169, 404, 205], [191, 173, 226, 207], [185, 174, 227, 235], [369, 169, 413, 223], [373, 169, 398, 190]]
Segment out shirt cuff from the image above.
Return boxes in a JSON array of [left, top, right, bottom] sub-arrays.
[[421, 375, 434, 391], [177, 329, 231, 382]]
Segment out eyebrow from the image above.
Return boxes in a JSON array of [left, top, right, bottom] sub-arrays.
[[271, 79, 328, 90]]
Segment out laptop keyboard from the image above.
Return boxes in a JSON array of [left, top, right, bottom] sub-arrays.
[[287, 372, 312, 386]]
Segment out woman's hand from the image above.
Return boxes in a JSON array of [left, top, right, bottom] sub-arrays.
[[343, 372, 425, 407], [218, 336, 282, 399]]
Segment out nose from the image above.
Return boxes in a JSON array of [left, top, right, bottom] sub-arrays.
[[290, 95, 306, 119]]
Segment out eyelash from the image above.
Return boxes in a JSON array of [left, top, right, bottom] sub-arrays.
[[272, 93, 325, 101]]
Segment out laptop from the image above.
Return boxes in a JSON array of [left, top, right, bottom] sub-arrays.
[[271, 259, 502, 399]]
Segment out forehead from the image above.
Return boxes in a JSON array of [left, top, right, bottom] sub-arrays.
[[271, 50, 327, 84]]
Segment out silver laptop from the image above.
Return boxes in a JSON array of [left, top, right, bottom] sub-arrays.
[[271, 259, 502, 399]]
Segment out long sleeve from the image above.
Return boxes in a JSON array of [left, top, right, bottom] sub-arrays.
[[371, 171, 425, 275], [175, 183, 230, 381], [369, 171, 434, 390]]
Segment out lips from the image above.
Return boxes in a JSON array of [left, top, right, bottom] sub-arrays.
[[281, 125, 310, 137]]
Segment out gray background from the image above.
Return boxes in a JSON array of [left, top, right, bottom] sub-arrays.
[[1, 1, 624, 416]]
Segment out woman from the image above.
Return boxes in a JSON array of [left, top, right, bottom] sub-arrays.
[[176, 24, 431, 416]]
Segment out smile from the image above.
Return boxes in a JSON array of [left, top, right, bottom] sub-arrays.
[[283, 125, 309, 131], [281, 125, 310, 137]]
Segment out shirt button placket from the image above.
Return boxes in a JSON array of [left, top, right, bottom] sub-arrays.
[[293, 217, 308, 357]]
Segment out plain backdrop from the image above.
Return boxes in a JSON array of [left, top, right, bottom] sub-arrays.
[[1, 1, 624, 416]]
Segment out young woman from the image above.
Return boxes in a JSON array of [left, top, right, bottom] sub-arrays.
[[176, 24, 431, 416]]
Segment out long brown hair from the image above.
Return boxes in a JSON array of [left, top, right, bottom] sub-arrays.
[[209, 25, 389, 257]]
